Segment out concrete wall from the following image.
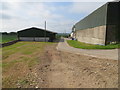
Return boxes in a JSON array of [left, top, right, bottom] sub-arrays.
[[19, 37, 49, 42], [75, 25, 106, 45]]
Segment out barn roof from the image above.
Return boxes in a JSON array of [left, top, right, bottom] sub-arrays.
[[18, 27, 57, 34]]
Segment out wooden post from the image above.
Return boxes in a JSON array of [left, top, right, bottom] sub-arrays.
[[45, 21, 46, 42]]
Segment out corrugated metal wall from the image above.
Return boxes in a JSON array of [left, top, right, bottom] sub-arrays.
[[74, 3, 108, 31], [74, 2, 120, 44], [107, 2, 119, 25], [18, 28, 56, 38], [106, 2, 119, 43]]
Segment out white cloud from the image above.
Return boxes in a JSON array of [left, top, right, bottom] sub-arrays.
[[0, 2, 107, 33], [1, 2, 65, 32], [70, 2, 106, 14]]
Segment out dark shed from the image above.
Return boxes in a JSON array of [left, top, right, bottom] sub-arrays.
[[17, 27, 57, 42]]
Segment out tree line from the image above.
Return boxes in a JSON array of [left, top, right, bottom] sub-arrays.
[[0, 32, 17, 35]]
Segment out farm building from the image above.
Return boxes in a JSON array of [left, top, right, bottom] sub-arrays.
[[17, 27, 57, 42], [72, 2, 120, 45]]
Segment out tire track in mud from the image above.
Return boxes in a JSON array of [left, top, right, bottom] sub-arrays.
[[35, 44, 118, 88]]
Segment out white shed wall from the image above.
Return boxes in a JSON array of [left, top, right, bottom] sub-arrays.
[[19, 37, 49, 42]]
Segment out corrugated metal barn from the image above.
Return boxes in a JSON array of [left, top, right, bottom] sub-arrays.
[[17, 27, 57, 42], [72, 2, 119, 45]]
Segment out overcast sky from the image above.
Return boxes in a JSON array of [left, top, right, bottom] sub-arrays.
[[0, 0, 111, 33]]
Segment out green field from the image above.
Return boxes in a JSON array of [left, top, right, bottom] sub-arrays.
[[2, 42, 50, 67], [2, 41, 55, 88], [67, 40, 119, 49], [0, 35, 18, 43]]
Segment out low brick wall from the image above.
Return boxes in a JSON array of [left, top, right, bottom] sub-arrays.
[[1, 40, 19, 48]]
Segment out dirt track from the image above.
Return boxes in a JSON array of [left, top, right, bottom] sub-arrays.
[[2, 43, 118, 88], [33, 43, 118, 88]]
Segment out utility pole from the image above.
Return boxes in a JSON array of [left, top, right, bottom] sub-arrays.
[[44, 21, 46, 42], [65, 30, 66, 38]]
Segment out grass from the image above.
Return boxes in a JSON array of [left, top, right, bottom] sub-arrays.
[[67, 40, 119, 49], [2, 42, 53, 67], [0, 35, 18, 43], [2, 41, 54, 88]]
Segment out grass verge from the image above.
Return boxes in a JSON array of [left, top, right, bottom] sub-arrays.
[[67, 40, 119, 49]]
